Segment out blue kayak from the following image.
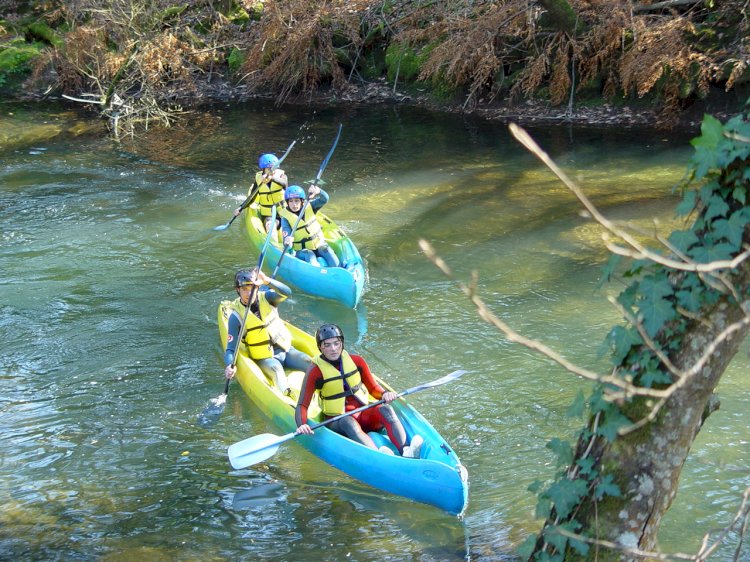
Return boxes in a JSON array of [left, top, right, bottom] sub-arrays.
[[218, 302, 469, 515], [243, 203, 366, 308]]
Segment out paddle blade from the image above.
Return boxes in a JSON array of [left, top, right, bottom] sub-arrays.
[[197, 393, 227, 427], [228, 432, 296, 469], [399, 369, 467, 397], [213, 223, 230, 231]]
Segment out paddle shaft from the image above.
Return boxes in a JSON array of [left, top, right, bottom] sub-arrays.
[[308, 369, 467, 431], [227, 369, 467, 469], [224, 205, 277, 393], [273, 124, 342, 276]]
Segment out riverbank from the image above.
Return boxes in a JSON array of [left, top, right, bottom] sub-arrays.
[[147, 74, 740, 134]]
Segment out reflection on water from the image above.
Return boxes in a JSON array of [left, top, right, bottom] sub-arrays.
[[1, 101, 747, 560]]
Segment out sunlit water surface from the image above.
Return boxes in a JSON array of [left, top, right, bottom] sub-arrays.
[[1, 101, 748, 560]]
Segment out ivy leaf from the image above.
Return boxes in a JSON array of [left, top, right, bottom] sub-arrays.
[[597, 407, 632, 441], [515, 535, 538, 561], [558, 521, 590, 556], [668, 229, 699, 253], [639, 295, 676, 337], [704, 195, 730, 221], [639, 274, 673, 300], [675, 189, 696, 216], [689, 242, 737, 264], [599, 254, 622, 286], [595, 474, 622, 500], [536, 551, 564, 562], [566, 390, 586, 418], [605, 325, 642, 364], [547, 438, 574, 468], [699, 181, 719, 205], [689, 114, 724, 179], [545, 478, 589, 519], [535, 494, 552, 519], [712, 208, 750, 248], [733, 186, 747, 205], [639, 366, 672, 388], [575, 456, 596, 476], [528, 479, 544, 493], [676, 284, 702, 312], [542, 525, 570, 556]]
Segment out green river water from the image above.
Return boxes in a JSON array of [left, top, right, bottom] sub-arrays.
[[1, 101, 748, 560]]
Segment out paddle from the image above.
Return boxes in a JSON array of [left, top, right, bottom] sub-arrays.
[[272, 124, 343, 277], [197, 207, 278, 428], [213, 140, 296, 231], [227, 368, 467, 469]]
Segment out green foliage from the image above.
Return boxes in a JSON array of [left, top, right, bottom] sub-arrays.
[[0, 39, 45, 87], [246, 1, 264, 20], [160, 5, 187, 22], [546, 477, 589, 519], [227, 48, 245, 74], [25, 22, 63, 47], [227, 4, 250, 25], [360, 50, 386, 80], [547, 438, 574, 467], [385, 43, 422, 82]]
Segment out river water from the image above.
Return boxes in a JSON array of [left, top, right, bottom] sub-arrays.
[[1, 101, 748, 560]]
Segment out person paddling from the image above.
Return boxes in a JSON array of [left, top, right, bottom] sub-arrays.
[[295, 324, 423, 458], [279, 184, 340, 268], [224, 268, 311, 397], [233, 153, 288, 232]]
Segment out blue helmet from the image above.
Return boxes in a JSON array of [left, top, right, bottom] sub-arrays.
[[258, 153, 279, 170], [284, 185, 306, 201]]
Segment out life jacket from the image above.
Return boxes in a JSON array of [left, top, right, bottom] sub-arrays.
[[313, 350, 371, 416], [279, 204, 325, 251], [255, 170, 287, 219], [229, 292, 291, 360]]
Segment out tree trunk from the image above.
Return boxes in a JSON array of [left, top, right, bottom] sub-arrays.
[[574, 283, 750, 557], [528, 115, 750, 560]]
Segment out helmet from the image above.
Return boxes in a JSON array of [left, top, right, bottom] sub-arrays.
[[284, 185, 306, 201], [315, 323, 344, 349], [258, 153, 279, 170], [234, 268, 256, 288]]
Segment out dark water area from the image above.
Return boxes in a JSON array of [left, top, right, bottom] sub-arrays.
[[1, 100, 748, 560]]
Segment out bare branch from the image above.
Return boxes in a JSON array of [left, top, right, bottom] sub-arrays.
[[509, 123, 750, 276]]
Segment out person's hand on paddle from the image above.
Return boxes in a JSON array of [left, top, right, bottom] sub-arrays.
[[307, 184, 320, 199], [295, 423, 313, 436], [254, 269, 270, 286], [381, 391, 397, 404], [233, 206, 242, 217], [225, 364, 237, 380], [272, 168, 288, 186]]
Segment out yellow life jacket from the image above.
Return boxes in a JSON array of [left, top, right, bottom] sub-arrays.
[[279, 204, 325, 251], [313, 350, 371, 416], [255, 171, 287, 219], [230, 293, 291, 360]]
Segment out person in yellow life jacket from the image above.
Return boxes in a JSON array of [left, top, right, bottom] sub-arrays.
[[224, 268, 311, 397], [279, 184, 341, 268], [233, 153, 288, 232], [294, 324, 424, 458]]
